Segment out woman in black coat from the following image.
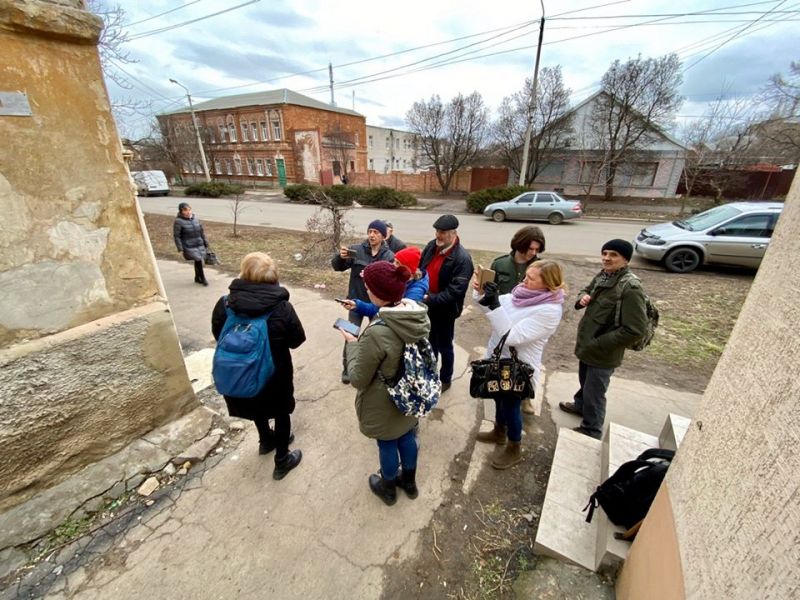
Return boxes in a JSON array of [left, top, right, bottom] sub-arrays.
[[212, 252, 306, 480], [173, 202, 210, 286]]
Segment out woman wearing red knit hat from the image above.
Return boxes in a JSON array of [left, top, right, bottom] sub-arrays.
[[337, 261, 431, 506]]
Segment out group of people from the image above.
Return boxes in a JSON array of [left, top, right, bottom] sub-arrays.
[[186, 200, 649, 500]]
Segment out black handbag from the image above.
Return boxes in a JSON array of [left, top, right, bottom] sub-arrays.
[[469, 331, 534, 400], [205, 250, 220, 265]]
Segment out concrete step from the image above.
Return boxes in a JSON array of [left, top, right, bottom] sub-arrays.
[[594, 422, 660, 572], [534, 427, 602, 570], [658, 413, 691, 451]]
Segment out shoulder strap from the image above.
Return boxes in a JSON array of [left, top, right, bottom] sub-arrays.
[[490, 331, 511, 357], [638, 448, 675, 462], [613, 272, 641, 328]]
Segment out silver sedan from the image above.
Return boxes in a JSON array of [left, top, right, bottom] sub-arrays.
[[483, 191, 583, 225]]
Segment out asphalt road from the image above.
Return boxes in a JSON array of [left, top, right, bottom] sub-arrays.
[[139, 194, 647, 259]]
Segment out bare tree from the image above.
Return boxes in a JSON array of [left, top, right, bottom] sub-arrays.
[[752, 59, 800, 162], [592, 54, 683, 200], [303, 191, 353, 263], [493, 66, 573, 182], [325, 123, 356, 180], [406, 92, 489, 194], [229, 191, 248, 237]]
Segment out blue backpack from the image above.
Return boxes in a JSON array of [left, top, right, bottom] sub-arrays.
[[212, 296, 275, 398]]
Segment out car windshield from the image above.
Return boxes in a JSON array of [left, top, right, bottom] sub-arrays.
[[679, 205, 743, 231]]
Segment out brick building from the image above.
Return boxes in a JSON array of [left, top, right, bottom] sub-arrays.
[[157, 89, 366, 186]]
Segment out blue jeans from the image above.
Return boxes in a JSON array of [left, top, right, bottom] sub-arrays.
[[377, 428, 418, 480], [573, 361, 615, 439], [493, 397, 522, 442], [429, 315, 456, 384]]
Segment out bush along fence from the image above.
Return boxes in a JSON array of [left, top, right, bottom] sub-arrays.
[[283, 184, 417, 209], [465, 185, 531, 214]]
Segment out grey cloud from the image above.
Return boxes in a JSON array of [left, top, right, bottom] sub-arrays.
[[379, 115, 406, 128], [247, 8, 316, 29], [173, 40, 311, 81]]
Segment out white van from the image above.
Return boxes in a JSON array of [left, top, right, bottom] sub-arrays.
[[131, 170, 170, 196]]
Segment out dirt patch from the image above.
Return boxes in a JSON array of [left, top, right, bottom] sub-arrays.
[[144, 213, 754, 597]]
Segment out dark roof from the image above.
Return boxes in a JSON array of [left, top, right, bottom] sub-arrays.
[[160, 88, 363, 118]]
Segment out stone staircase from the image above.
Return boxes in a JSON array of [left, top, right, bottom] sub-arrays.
[[534, 413, 691, 573]]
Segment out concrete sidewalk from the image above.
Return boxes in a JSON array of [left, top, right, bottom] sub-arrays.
[[37, 260, 701, 599]]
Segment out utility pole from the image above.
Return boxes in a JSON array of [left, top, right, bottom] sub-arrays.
[[169, 78, 210, 182], [329, 62, 335, 106], [518, 1, 546, 186]]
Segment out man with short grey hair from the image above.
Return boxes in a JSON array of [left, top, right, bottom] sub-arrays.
[[383, 221, 406, 253], [560, 239, 648, 438]]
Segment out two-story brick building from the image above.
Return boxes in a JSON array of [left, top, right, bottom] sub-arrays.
[[157, 89, 366, 186]]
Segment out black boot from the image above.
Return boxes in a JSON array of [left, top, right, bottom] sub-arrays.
[[368, 473, 397, 506], [259, 432, 295, 455], [398, 468, 418, 500], [273, 449, 302, 480]]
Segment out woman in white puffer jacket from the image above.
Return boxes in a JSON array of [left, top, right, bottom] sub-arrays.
[[473, 260, 566, 469]]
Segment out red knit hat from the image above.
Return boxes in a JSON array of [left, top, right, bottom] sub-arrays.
[[363, 262, 411, 303], [394, 247, 421, 272]]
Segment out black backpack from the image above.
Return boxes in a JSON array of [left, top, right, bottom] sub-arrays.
[[584, 448, 675, 530]]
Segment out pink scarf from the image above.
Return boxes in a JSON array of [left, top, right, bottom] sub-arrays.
[[511, 286, 565, 308]]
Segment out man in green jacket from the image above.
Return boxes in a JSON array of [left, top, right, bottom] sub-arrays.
[[559, 239, 648, 439]]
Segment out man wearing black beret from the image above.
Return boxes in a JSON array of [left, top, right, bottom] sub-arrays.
[[559, 239, 648, 438], [419, 214, 474, 392]]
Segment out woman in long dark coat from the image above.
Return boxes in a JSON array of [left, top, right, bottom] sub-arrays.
[[173, 202, 209, 286], [212, 252, 306, 480]]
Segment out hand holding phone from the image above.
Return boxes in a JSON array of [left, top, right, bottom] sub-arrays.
[[335, 298, 356, 310], [333, 318, 360, 337], [478, 267, 496, 293]]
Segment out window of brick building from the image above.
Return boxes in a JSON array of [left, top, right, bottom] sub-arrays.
[[255, 159, 265, 176], [271, 119, 282, 140], [246, 158, 255, 175], [251, 122, 259, 142], [260, 121, 268, 140], [208, 128, 216, 144], [265, 159, 274, 176], [214, 159, 222, 174], [234, 156, 242, 175], [385, 137, 390, 149], [240, 120, 249, 142], [227, 117, 237, 142], [369, 135, 373, 148], [225, 159, 233, 175], [350, 160, 355, 172], [218, 124, 226, 143]]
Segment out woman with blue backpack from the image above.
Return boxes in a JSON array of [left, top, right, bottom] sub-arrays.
[[211, 252, 306, 480], [337, 261, 432, 506]]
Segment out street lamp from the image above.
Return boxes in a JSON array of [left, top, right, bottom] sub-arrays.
[[169, 78, 211, 182], [518, 1, 546, 186]]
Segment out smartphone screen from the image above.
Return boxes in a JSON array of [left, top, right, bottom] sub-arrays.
[[333, 318, 360, 337]]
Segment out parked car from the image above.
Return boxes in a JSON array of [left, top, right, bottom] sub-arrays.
[[483, 191, 582, 225], [633, 201, 783, 273], [131, 170, 170, 196]]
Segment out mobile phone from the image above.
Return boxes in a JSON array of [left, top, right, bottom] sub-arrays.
[[334, 298, 349, 305], [346, 248, 358, 258], [333, 318, 360, 337], [478, 268, 496, 292]]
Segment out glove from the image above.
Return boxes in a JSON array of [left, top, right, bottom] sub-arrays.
[[478, 281, 501, 310]]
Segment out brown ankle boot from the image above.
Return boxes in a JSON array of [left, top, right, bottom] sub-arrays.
[[476, 423, 507, 445], [491, 441, 522, 470]]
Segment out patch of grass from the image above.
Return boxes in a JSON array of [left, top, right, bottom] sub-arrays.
[[48, 516, 92, 547]]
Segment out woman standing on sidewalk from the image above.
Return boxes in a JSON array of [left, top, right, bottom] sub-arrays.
[[212, 252, 306, 480], [173, 202, 210, 286], [338, 261, 430, 506], [473, 260, 565, 469]]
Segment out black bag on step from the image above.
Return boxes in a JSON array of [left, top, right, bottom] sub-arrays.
[[584, 448, 675, 529]]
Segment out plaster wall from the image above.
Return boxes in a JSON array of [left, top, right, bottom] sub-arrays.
[[618, 173, 800, 598], [0, 0, 197, 517]]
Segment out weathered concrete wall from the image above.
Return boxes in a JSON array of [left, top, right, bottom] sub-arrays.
[[618, 172, 800, 598], [0, 0, 198, 526]]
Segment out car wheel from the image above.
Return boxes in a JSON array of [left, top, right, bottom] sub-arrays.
[[491, 210, 506, 223], [547, 212, 564, 225], [664, 247, 701, 273]]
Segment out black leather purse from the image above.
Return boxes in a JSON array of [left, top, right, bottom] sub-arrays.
[[469, 331, 534, 400], [204, 250, 220, 265]]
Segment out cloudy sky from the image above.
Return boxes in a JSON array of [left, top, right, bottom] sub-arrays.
[[99, 0, 799, 140]]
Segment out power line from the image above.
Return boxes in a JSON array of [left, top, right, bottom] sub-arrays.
[[126, 0, 205, 28], [128, 0, 261, 40]]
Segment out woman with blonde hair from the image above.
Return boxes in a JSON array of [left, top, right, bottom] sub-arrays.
[[473, 260, 566, 469], [212, 252, 306, 480]]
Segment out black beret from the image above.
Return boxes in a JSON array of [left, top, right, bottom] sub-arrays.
[[433, 214, 459, 230]]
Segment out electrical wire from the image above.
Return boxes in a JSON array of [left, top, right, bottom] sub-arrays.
[[128, 0, 261, 41], [126, 0, 205, 28]]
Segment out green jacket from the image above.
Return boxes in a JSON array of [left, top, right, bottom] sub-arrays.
[[490, 253, 536, 295], [574, 267, 648, 368], [345, 300, 431, 439]]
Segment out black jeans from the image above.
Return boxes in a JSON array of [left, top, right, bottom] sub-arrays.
[[193, 260, 206, 282], [255, 414, 292, 459], [573, 361, 615, 439], [429, 315, 456, 385]]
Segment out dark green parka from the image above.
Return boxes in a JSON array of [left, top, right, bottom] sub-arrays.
[[345, 300, 430, 440], [574, 267, 648, 369]]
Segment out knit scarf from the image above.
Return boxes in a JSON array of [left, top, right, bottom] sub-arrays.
[[511, 286, 565, 308]]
